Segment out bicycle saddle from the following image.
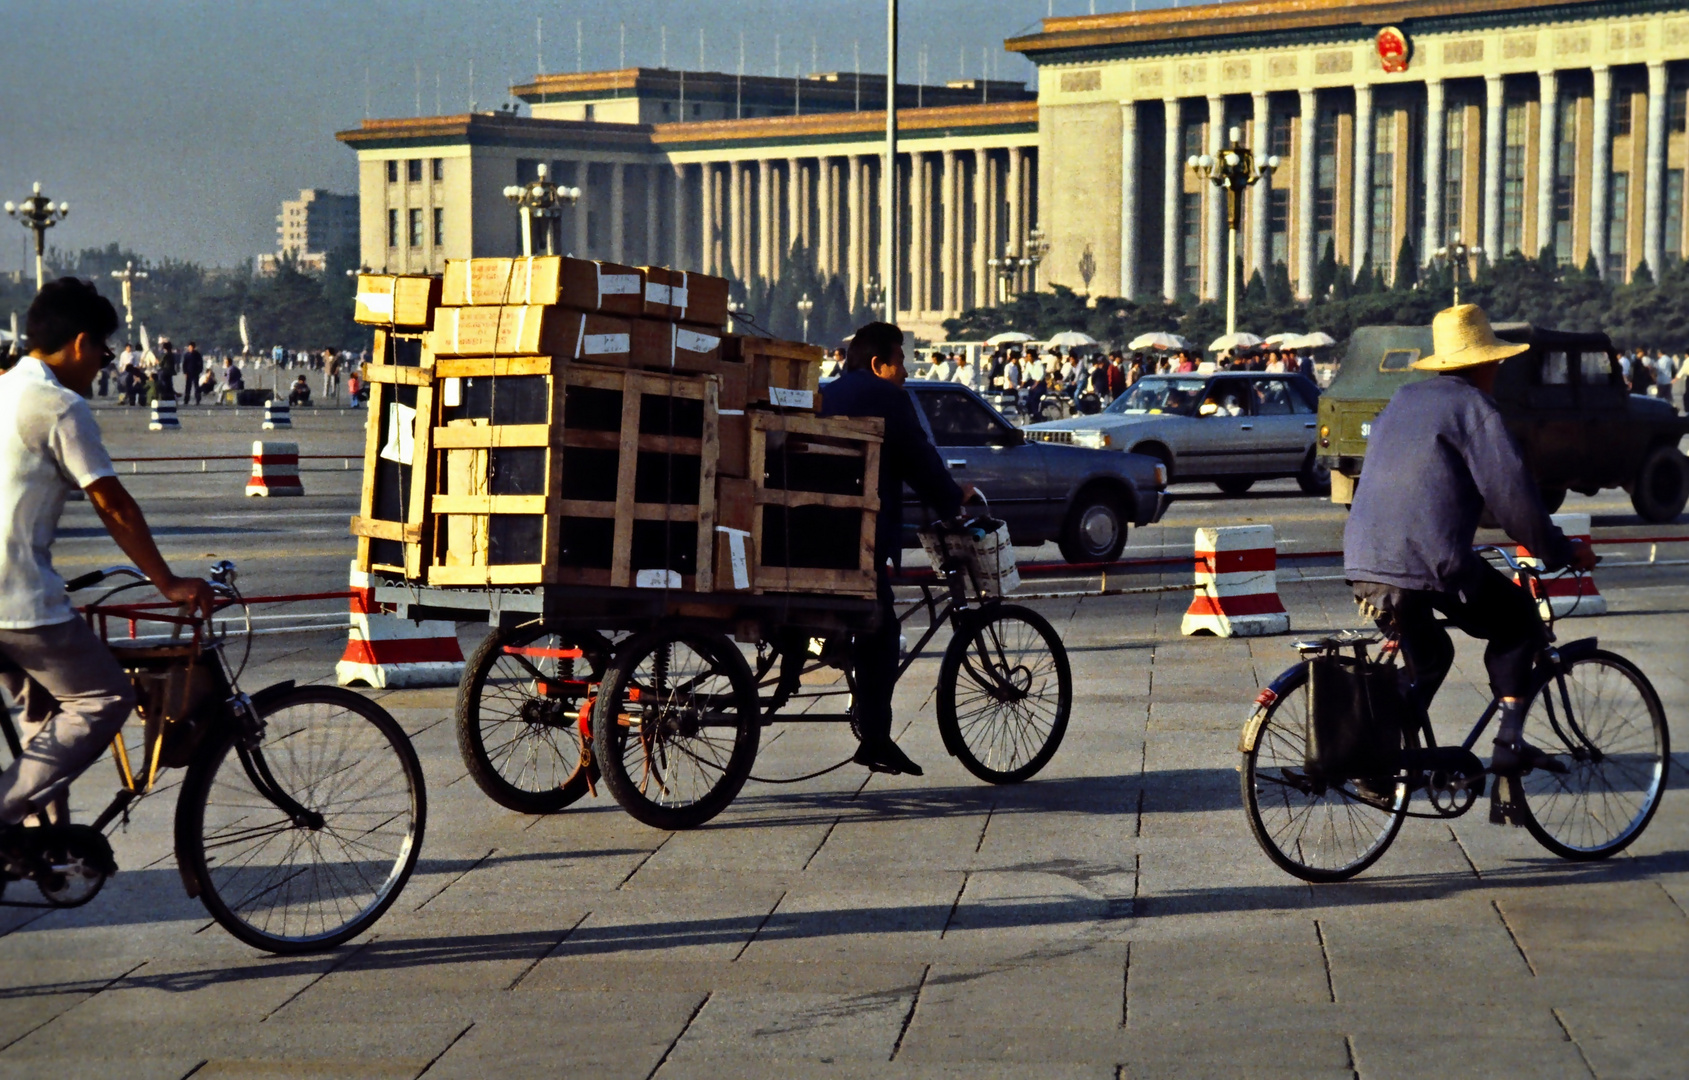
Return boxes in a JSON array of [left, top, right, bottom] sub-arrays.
[[1291, 629, 1384, 653]]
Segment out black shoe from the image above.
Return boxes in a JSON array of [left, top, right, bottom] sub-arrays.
[[1490, 739, 1569, 776], [853, 740, 924, 777], [1352, 776, 1397, 806]]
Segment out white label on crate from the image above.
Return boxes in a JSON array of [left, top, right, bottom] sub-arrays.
[[582, 333, 630, 356], [718, 408, 745, 416], [676, 328, 719, 355], [645, 281, 671, 306], [356, 290, 394, 317], [768, 387, 813, 409], [379, 403, 416, 466], [715, 527, 751, 590], [442, 377, 462, 407], [598, 271, 641, 301], [635, 569, 683, 589], [670, 283, 689, 314]]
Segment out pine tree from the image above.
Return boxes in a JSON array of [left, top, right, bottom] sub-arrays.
[[1393, 236, 1418, 290]]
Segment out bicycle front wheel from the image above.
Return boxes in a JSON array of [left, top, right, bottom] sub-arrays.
[[1517, 650, 1669, 860], [936, 604, 1072, 783], [1240, 665, 1407, 883], [176, 686, 426, 953]]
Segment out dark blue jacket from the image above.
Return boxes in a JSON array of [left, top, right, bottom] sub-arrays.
[[820, 369, 963, 571], [1345, 374, 1572, 592]]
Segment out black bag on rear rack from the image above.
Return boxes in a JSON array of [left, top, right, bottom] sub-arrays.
[[1305, 655, 1407, 780]]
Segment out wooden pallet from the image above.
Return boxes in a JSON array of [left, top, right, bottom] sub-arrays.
[[749, 412, 883, 597], [425, 360, 720, 591], [726, 336, 825, 408], [350, 379, 436, 579]]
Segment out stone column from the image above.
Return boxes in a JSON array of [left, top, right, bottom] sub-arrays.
[[645, 164, 662, 265], [1423, 79, 1445, 266], [1591, 66, 1612, 278], [817, 157, 834, 277], [1164, 97, 1182, 301], [1297, 89, 1317, 299], [984, 150, 1001, 305], [849, 155, 866, 298], [1007, 147, 1024, 280], [1352, 83, 1373, 276], [575, 161, 592, 259], [1645, 61, 1668, 278], [973, 147, 990, 310], [728, 161, 745, 278], [1250, 92, 1270, 281], [1120, 100, 1140, 300], [757, 158, 774, 282], [1537, 70, 1559, 258], [941, 149, 959, 313], [1483, 75, 1504, 260], [1204, 94, 1225, 301], [911, 152, 929, 313], [787, 157, 803, 271], [671, 163, 688, 268], [610, 162, 626, 264]]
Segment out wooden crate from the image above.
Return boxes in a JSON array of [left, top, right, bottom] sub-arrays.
[[425, 360, 720, 591], [725, 336, 825, 408], [354, 274, 441, 328], [372, 328, 429, 369], [442, 256, 645, 315], [749, 412, 883, 597], [350, 379, 436, 579]]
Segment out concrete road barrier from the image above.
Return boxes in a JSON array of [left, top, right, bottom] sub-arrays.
[[336, 564, 465, 689], [1181, 524, 1290, 637], [243, 440, 303, 496], [1518, 511, 1606, 618], [148, 400, 180, 432]]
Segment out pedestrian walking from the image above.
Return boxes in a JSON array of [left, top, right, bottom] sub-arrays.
[[155, 338, 178, 401], [180, 341, 204, 405]]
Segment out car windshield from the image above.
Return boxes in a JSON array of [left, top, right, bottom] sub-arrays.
[[1105, 377, 1210, 417]]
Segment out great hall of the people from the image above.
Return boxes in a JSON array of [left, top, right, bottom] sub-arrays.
[[338, 0, 1689, 338]]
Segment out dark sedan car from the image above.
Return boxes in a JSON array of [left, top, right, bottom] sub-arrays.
[[887, 380, 1169, 563]]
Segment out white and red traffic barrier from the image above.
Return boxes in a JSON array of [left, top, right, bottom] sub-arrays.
[[335, 565, 465, 689], [1517, 512, 1606, 618], [244, 440, 303, 497], [1181, 524, 1290, 637]]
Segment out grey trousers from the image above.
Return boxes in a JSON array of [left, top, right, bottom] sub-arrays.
[[0, 616, 134, 825]]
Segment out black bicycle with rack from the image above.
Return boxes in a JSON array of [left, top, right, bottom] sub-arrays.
[[451, 517, 1073, 830], [1239, 546, 1669, 882]]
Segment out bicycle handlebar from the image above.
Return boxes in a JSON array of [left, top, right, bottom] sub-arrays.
[[1473, 545, 1527, 574], [63, 566, 147, 592]]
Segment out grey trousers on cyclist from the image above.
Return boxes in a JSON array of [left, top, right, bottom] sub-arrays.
[[0, 617, 134, 825]]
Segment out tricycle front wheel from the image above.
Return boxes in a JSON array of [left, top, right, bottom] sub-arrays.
[[936, 605, 1071, 783]]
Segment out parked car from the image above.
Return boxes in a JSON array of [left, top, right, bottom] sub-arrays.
[[1022, 372, 1328, 495], [871, 380, 1170, 563], [1318, 323, 1689, 522]]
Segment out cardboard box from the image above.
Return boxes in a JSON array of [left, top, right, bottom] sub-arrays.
[[355, 274, 442, 328], [672, 271, 731, 329], [713, 477, 756, 592], [637, 266, 683, 319], [428, 306, 631, 363], [630, 318, 724, 370], [725, 336, 824, 409], [441, 256, 645, 316]]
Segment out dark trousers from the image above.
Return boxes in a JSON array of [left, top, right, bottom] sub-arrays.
[[183, 372, 202, 404], [1357, 562, 1545, 709], [852, 576, 899, 743]]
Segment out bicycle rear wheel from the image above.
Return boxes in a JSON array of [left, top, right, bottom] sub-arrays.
[[1517, 650, 1669, 860], [176, 686, 425, 953], [936, 604, 1071, 783], [1240, 665, 1407, 882]]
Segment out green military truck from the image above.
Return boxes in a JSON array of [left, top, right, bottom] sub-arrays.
[[1318, 324, 1689, 523]]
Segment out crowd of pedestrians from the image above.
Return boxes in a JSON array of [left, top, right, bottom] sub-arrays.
[[99, 343, 371, 408], [1618, 348, 1684, 405]]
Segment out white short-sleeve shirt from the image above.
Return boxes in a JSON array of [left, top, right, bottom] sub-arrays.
[[0, 358, 117, 628]]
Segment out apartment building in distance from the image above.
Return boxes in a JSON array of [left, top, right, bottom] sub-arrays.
[[337, 0, 1689, 337], [258, 188, 358, 274]]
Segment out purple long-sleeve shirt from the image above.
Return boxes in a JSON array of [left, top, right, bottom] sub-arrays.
[[1345, 375, 1573, 592]]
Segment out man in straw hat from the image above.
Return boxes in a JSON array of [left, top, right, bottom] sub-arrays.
[[1344, 304, 1597, 791]]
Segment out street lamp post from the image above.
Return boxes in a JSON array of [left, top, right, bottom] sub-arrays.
[[987, 251, 1019, 304], [1188, 127, 1277, 336], [110, 260, 148, 336], [1432, 236, 1482, 305], [5, 182, 69, 292], [795, 291, 815, 342], [1018, 227, 1049, 294], [503, 163, 580, 258]]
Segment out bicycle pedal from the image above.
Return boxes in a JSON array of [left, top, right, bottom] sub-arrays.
[[1488, 775, 1526, 827]]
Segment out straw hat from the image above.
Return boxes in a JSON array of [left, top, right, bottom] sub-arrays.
[[1411, 304, 1528, 371]]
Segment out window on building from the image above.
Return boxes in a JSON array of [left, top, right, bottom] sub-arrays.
[[1315, 109, 1338, 256], [1371, 111, 1395, 276], [1667, 170, 1684, 262], [1269, 111, 1292, 159], [1609, 173, 1630, 277], [1614, 93, 1632, 137], [1671, 87, 1688, 133], [1502, 100, 1528, 253], [1444, 105, 1466, 242], [433, 208, 445, 247], [387, 160, 398, 184], [431, 158, 444, 182], [406, 159, 423, 183], [1269, 187, 1290, 267], [387, 208, 399, 247], [408, 208, 423, 247], [1179, 192, 1202, 298], [1182, 120, 1205, 163], [1554, 96, 1577, 264]]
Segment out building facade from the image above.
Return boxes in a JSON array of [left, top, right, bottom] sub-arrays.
[[260, 188, 358, 274], [337, 0, 1689, 335]]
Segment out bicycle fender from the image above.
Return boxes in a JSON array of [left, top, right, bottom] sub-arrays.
[[1552, 638, 1599, 665], [1239, 664, 1305, 753], [248, 680, 297, 712]]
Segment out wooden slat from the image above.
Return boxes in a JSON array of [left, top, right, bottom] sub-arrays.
[[755, 490, 874, 510], [428, 563, 549, 587], [610, 377, 643, 588], [433, 355, 557, 378], [432, 494, 549, 515], [364, 363, 433, 386], [349, 516, 422, 543], [432, 424, 551, 449]]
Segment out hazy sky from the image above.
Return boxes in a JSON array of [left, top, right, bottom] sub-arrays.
[[0, 1, 1175, 271]]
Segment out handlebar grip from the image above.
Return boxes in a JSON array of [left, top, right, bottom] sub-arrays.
[[62, 570, 107, 592]]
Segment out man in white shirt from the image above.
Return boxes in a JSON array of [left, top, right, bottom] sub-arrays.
[[0, 279, 210, 859]]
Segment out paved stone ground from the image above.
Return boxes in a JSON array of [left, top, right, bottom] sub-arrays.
[[0, 404, 1685, 1078]]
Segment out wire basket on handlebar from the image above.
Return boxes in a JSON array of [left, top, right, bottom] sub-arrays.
[[917, 505, 1021, 598]]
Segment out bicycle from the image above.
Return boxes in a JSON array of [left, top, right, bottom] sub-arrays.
[[452, 516, 1073, 829], [1240, 546, 1669, 882], [0, 561, 426, 953]]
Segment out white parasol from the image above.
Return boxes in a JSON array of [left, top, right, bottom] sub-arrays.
[[1208, 331, 1264, 353], [1046, 330, 1098, 348], [986, 331, 1034, 345], [1128, 331, 1190, 351]]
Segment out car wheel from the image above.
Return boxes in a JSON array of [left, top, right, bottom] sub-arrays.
[[1215, 477, 1255, 496], [1297, 450, 1331, 496], [1058, 491, 1128, 564], [1630, 445, 1689, 523]]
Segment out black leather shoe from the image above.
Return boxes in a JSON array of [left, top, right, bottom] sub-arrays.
[[1490, 739, 1569, 776], [853, 740, 924, 777]]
